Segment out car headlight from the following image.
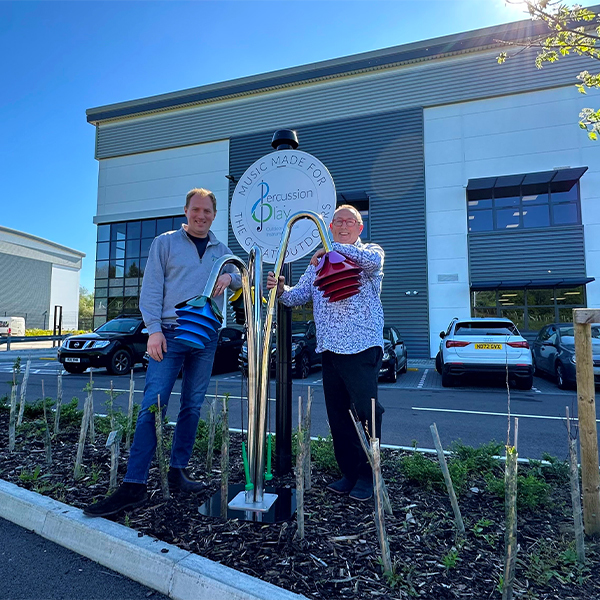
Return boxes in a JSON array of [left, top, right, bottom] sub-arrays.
[[570, 355, 576, 365], [91, 340, 111, 349], [383, 352, 390, 361], [291, 342, 300, 356]]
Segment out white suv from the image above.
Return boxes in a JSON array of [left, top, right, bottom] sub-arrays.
[[435, 317, 533, 390]]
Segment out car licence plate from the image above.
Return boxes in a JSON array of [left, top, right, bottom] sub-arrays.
[[65, 357, 81, 363], [474, 343, 503, 350]]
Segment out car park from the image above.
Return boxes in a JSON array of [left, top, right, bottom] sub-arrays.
[[379, 325, 408, 382], [58, 315, 148, 375], [239, 321, 320, 379], [532, 323, 600, 389], [435, 317, 533, 390]]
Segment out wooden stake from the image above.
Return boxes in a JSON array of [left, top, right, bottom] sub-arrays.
[[155, 395, 170, 500], [371, 398, 376, 440], [220, 394, 229, 518], [304, 387, 312, 492], [41, 380, 52, 466], [348, 409, 392, 515], [372, 438, 392, 573], [87, 370, 95, 444], [566, 406, 586, 563], [125, 369, 135, 451], [573, 308, 600, 536], [296, 395, 305, 540], [106, 429, 122, 493], [8, 369, 17, 453], [206, 384, 218, 472], [53, 369, 63, 435], [430, 423, 464, 534], [17, 357, 31, 427], [502, 418, 518, 600], [109, 380, 115, 431], [74, 395, 92, 479]]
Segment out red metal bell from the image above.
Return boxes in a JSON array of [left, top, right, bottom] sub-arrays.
[[313, 251, 363, 303]]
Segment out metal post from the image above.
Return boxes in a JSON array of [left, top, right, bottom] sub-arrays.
[[275, 262, 293, 475]]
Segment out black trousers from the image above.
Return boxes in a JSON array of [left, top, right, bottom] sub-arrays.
[[321, 346, 384, 482]]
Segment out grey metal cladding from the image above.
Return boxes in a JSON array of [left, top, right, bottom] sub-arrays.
[[95, 49, 593, 159], [0, 253, 51, 329], [228, 108, 429, 357], [468, 226, 587, 283]]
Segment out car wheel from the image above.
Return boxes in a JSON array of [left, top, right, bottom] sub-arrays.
[[296, 353, 310, 379], [514, 375, 533, 391], [63, 364, 86, 374], [556, 362, 569, 390], [109, 349, 132, 375], [441, 367, 454, 388], [435, 352, 442, 375], [388, 358, 398, 383], [532, 354, 541, 376]]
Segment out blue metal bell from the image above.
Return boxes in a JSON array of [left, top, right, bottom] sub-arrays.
[[174, 296, 222, 349]]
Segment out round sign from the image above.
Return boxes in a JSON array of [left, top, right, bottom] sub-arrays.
[[230, 150, 336, 264]]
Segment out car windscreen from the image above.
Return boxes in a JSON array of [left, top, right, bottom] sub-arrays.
[[454, 322, 518, 336], [95, 319, 140, 333]]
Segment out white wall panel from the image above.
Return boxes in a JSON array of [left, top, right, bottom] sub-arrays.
[[50, 265, 80, 330], [425, 85, 600, 356], [96, 140, 230, 232]]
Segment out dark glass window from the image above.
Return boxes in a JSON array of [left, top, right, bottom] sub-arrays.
[[156, 217, 174, 236], [141, 220, 156, 238], [471, 285, 586, 332], [97, 224, 110, 242], [95, 261, 109, 279], [125, 259, 141, 278], [173, 215, 186, 230], [109, 260, 124, 279], [126, 239, 140, 258], [126, 220, 141, 239], [140, 238, 153, 257], [110, 240, 125, 260], [523, 204, 550, 228], [467, 180, 581, 232], [468, 210, 493, 232], [111, 222, 127, 241], [96, 242, 110, 261], [553, 202, 579, 225]]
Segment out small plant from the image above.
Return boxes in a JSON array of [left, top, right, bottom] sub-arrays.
[[471, 517, 493, 537], [124, 514, 131, 527], [19, 466, 42, 482], [0, 394, 8, 411], [89, 463, 102, 485], [441, 548, 460, 570], [23, 398, 56, 419], [485, 471, 550, 510], [450, 440, 502, 475], [310, 435, 339, 473], [194, 417, 223, 457], [60, 398, 84, 427], [381, 559, 418, 596]]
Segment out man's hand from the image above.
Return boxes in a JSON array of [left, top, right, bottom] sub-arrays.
[[212, 273, 232, 297], [147, 332, 167, 362], [310, 248, 326, 266], [267, 271, 285, 297]]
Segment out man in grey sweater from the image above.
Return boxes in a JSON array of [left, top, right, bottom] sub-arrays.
[[85, 188, 241, 517]]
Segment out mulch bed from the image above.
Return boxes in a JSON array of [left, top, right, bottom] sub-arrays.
[[0, 408, 599, 600]]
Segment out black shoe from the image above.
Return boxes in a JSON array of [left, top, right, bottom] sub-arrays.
[[83, 482, 147, 517], [349, 479, 373, 502], [326, 476, 356, 495], [168, 467, 206, 493]]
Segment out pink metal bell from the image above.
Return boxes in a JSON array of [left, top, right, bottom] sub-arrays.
[[313, 251, 362, 302]]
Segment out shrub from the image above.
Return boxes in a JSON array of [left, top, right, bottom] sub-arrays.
[[400, 451, 468, 492], [450, 440, 502, 476], [484, 471, 551, 510]]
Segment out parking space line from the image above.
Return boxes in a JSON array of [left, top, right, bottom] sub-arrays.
[[411, 406, 595, 422], [417, 369, 428, 389]]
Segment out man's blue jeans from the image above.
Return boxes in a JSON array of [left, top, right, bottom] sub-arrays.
[[124, 327, 218, 484]]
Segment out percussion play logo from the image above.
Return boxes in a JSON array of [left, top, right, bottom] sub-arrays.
[[230, 150, 336, 263]]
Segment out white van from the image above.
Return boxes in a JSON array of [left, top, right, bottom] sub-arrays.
[[0, 317, 26, 337]]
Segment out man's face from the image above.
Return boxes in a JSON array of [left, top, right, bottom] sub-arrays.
[[184, 193, 216, 238], [330, 209, 363, 244]]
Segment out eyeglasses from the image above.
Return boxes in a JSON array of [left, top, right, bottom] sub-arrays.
[[332, 218, 359, 227]]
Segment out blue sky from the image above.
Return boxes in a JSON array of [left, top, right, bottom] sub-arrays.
[[1, 0, 527, 291]]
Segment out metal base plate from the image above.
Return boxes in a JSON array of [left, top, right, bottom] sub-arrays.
[[228, 491, 278, 513], [198, 483, 296, 523]]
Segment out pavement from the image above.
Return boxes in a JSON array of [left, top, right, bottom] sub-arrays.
[[0, 479, 307, 600]]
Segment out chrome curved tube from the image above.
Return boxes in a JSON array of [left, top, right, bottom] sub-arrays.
[[254, 211, 333, 501]]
